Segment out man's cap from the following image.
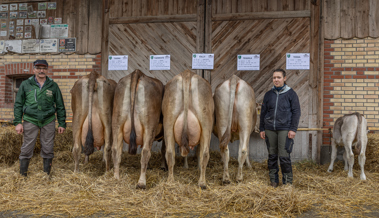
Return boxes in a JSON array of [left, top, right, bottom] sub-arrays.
[[33, 59, 48, 67]]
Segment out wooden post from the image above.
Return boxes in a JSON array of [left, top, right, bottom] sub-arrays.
[[204, 0, 212, 82], [310, 0, 322, 163], [317, 0, 325, 164], [196, 0, 205, 77], [101, 0, 110, 77]]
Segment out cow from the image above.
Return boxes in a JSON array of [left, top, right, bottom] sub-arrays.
[[71, 70, 117, 172], [327, 112, 368, 180], [112, 69, 164, 189], [162, 69, 214, 189], [213, 75, 257, 184]]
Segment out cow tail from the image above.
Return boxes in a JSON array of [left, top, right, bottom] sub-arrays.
[[180, 70, 192, 156], [354, 112, 363, 155], [84, 71, 98, 156], [220, 76, 237, 150], [129, 70, 142, 155]]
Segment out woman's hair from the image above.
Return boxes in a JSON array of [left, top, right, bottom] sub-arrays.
[[273, 69, 287, 85]]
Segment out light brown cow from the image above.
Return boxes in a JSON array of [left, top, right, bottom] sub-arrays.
[[213, 75, 257, 184], [112, 70, 164, 189], [162, 69, 214, 189], [71, 70, 117, 172]]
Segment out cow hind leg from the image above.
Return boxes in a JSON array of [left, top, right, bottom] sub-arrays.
[[165, 129, 176, 183], [343, 149, 348, 171], [245, 145, 252, 169], [112, 128, 124, 180], [236, 133, 249, 182], [358, 140, 367, 180], [220, 145, 231, 185], [137, 133, 154, 189], [327, 139, 338, 173], [183, 156, 189, 169], [198, 131, 211, 189], [160, 140, 168, 171]]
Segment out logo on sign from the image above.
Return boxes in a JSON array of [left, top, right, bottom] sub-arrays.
[[238, 55, 241, 59], [193, 54, 196, 58], [109, 56, 112, 60], [287, 54, 290, 58]]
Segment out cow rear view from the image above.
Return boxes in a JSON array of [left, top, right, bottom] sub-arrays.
[[112, 70, 164, 189], [71, 70, 117, 172], [162, 69, 214, 189], [214, 75, 257, 184], [327, 112, 368, 180]]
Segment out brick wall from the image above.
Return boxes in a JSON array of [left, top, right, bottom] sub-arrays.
[[323, 38, 379, 145], [0, 54, 101, 125]]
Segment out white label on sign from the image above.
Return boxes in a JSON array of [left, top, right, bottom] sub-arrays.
[[4, 40, 22, 53], [40, 39, 57, 52], [237, 54, 260, 71], [192, 53, 214, 70], [108, 55, 128, 71], [286, 53, 310, 70], [150, 55, 170, 70], [0, 31, 6, 36]]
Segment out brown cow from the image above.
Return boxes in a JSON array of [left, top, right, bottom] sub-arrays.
[[213, 75, 257, 184], [71, 70, 117, 172], [112, 70, 164, 189], [162, 69, 214, 189]]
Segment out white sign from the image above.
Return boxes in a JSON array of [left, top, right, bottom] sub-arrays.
[[192, 53, 214, 70], [51, 24, 68, 38], [41, 25, 51, 38], [22, 39, 40, 53], [4, 40, 22, 53], [0, 40, 4, 53], [0, 31, 6, 36], [150, 55, 170, 70], [237, 54, 260, 71], [286, 53, 310, 70], [108, 55, 128, 71], [40, 39, 58, 52]]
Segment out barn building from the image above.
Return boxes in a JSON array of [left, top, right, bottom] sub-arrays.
[[0, 0, 376, 164]]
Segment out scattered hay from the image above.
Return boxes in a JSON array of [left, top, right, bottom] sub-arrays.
[[0, 129, 378, 217]]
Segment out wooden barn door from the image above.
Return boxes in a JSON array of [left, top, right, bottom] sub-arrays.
[[105, 0, 205, 83], [206, 0, 320, 162]]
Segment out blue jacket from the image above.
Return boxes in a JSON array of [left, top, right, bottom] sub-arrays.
[[259, 85, 301, 132]]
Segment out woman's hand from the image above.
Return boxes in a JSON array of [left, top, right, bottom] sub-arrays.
[[288, 130, 296, 139]]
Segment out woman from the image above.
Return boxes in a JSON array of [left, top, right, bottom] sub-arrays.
[[259, 69, 301, 187]]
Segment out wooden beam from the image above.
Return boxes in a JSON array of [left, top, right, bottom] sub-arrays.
[[88, 0, 103, 54], [1, 0, 43, 2], [196, 0, 205, 77], [109, 14, 197, 24], [212, 10, 310, 21], [204, 0, 212, 82], [101, 0, 110, 77]]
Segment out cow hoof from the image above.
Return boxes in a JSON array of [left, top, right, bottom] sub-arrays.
[[222, 180, 231, 185], [360, 175, 366, 181], [136, 184, 146, 189], [327, 169, 333, 173], [199, 185, 207, 190], [160, 167, 168, 172]]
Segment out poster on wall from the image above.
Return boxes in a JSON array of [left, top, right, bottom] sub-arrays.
[[192, 53, 214, 70], [51, 24, 68, 38], [22, 39, 40, 53], [150, 55, 170, 70], [286, 53, 310, 70], [0, 31, 6, 36], [0, 5, 9, 11], [10, 4, 17, 11], [40, 39, 57, 52], [237, 54, 260, 71], [58, 38, 76, 52], [19, 3, 27, 11], [41, 25, 50, 38], [4, 40, 22, 53], [0, 40, 4, 53], [108, 55, 128, 70]]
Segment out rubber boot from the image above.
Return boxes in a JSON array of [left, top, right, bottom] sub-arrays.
[[43, 158, 53, 175], [20, 158, 30, 177], [279, 156, 293, 185]]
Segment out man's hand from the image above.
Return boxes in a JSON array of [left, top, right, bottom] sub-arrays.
[[260, 131, 265, 139], [288, 130, 296, 139], [15, 124, 23, 134], [58, 127, 65, 134]]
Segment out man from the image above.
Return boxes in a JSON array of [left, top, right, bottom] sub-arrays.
[[14, 60, 66, 176]]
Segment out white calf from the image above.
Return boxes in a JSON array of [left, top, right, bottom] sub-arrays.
[[327, 112, 368, 180]]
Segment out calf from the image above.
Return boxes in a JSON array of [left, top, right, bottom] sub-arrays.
[[327, 112, 368, 180]]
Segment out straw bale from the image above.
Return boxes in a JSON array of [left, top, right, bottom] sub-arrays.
[[0, 126, 72, 165], [0, 130, 378, 217]]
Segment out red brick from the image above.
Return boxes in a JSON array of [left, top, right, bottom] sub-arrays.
[[324, 95, 333, 98], [353, 75, 367, 79], [331, 68, 344, 71], [325, 55, 334, 59], [331, 75, 344, 79]]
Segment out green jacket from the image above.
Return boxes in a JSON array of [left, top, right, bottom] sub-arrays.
[[14, 75, 66, 128]]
